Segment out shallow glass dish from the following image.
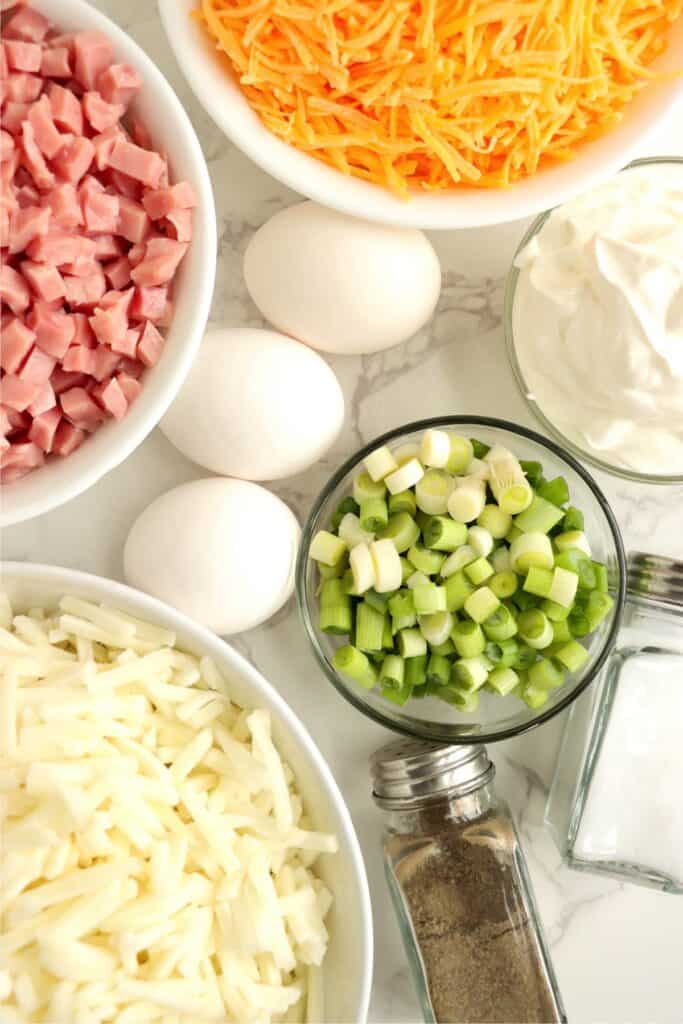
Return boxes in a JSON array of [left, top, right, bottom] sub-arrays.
[[296, 416, 627, 745], [503, 156, 683, 486]]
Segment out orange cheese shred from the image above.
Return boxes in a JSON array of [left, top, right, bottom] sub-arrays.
[[195, 0, 683, 197]]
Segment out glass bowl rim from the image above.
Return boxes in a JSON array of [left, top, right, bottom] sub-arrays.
[[503, 155, 683, 485], [295, 414, 627, 745]]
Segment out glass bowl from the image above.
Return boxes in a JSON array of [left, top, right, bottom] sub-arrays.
[[296, 416, 627, 745], [503, 156, 683, 486]]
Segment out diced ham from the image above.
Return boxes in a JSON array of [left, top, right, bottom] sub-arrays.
[[117, 196, 149, 244], [92, 126, 122, 171], [4, 6, 50, 43], [4, 408, 31, 435], [103, 167, 141, 200], [137, 320, 164, 367], [60, 384, 104, 429], [41, 47, 71, 79], [29, 406, 62, 452], [96, 64, 142, 108], [0, 264, 31, 313], [110, 326, 139, 358], [21, 260, 66, 302], [52, 135, 94, 184], [73, 31, 113, 91], [108, 137, 165, 188], [91, 233, 125, 260], [88, 286, 132, 345], [71, 312, 96, 349], [52, 419, 85, 456], [0, 373, 41, 411], [91, 345, 121, 382], [28, 94, 63, 159], [81, 185, 119, 233], [142, 182, 197, 220], [50, 367, 88, 395], [63, 268, 106, 309], [130, 285, 167, 322], [4, 40, 42, 73], [8, 203, 50, 253], [48, 82, 83, 134], [0, 130, 16, 162], [45, 182, 83, 228], [82, 91, 124, 133], [1, 317, 36, 373], [130, 238, 188, 287], [62, 343, 97, 375], [92, 375, 127, 419], [26, 231, 90, 265], [28, 380, 56, 417], [0, 41, 6, 79], [60, 255, 100, 278], [1, 440, 45, 480], [1, 102, 31, 135], [115, 372, 142, 406], [163, 208, 193, 243], [15, 182, 40, 208], [5, 72, 42, 103], [28, 302, 75, 357], [17, 345, 56, 383], [104, 256, 131, 290], [19, 120, 55, 190]]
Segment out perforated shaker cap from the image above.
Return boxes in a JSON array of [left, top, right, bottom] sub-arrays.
[[370, 737, 493, 808], [628, 552, 683, 612]]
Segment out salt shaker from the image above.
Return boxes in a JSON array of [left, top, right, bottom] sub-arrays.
[[546, 551, 683, 892], [371, 738, 566, 1024]]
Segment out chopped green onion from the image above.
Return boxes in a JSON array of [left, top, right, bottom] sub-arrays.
[[562, 506, 584, 533], [370, 539, 403, 593], [554, 530, 592, 557], [487, 666, 519, 696], [586, 591, 614, 630], [541, 598, 571, 622], [485, 638, 519, 668], [490, 546, 512, 574], [520, 460, 544, 488], [310, 530, 348, 567], [470, 438, 490, 460], [412, 583, 447, 615], [521, 682, 549, 709], [444, 570, 475, 612], [333, 646, 377, 689], [523, 566, 554, 598], [548, 566, 579, 607], [555, 640, 590, 672], [415, 469, 454, 515], [440, 545, 477, 577], [380, 683, 414, 706], [382, 616, 394, 649], [318, 560, 347, 581], [447, 478, 487, 523], [513, 589, 542, 611], [452, 619, 486, 658], [468, 526, 494, 558], [420, 429, 452, 469], [506, 524, 523, 544], [518, 609, 554, 649], [509, 532, 554, 572], [489, 571, 518, 599], [485, 445, 533, 514], [349, 542, 375, 595], [397, 627, 428, 658], [592, 561, 608, 593], [379, 654, 405, 690], [517, 644, 538, 669], [338, 513, 374, 550], [477, 504, 512, 539], [423, 515, 468, 552], [464, 586, 500, 623], [418, 610, 454, 645], [551, 619, 572, 644], [385, 458, 424, 495], [379, 512, 420, 553], [554, 549, 595, 590], [388, 589, 415, 623], [446, 435, 474, 473], [392, 443, 420, 465], [407, 571, 430, 590], [568, 611, 591, 637], [429, 637, 456, 657], [482, 604, 518, 642], [319, 579, 353, 635], [515, 495, 565, 534], [359, 498, 388, 533], [389, 490, 417, 516], [400, 557, 412, 583], [407, 544, 445, 575], [405, 655, 428, 689], [464, 556, 494, 586], [365, 589, 389, 614], [437, 686, 480, 711], [427, 653, 451, 687], [353, 472, 386, 504], [453, 654, 491, 691], [528, 657, 565, 690], [355, 602, 386, 651], [537, 476, 570, 507], [331, 496, 359, 531], [364, 445, 398, 482]]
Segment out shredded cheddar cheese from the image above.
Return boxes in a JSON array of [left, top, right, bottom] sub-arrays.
[[195, 0, 683, 197]]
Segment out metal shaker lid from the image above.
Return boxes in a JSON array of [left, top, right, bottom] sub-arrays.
[[370, 737, 493, 808], [628, 552, 683, 612]]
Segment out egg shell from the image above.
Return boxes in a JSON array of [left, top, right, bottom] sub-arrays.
[[243, 201, 441, 355], [160, 327, 344, 481], [123, 477, 300, 635]]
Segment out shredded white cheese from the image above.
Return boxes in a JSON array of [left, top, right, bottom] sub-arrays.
[[0, 595, 337, 1023]]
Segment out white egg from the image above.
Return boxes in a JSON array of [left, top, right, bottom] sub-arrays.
[[243, 201, 441, 355], [160, 327, 344, 481], [123, 477, 300, 635]]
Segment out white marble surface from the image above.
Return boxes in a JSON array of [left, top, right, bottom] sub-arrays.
[[4, 3, 683, 1021]]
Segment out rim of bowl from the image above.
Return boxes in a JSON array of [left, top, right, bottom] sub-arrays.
[[504, 155, 683, 486], [296, 415, 627, 746], [0, 0, 217, 527], [1, 560, 374, 1022], [158, 0, 683, 230]]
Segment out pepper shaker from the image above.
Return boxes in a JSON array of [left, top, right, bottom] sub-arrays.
[[371, 738, 566, 1024]]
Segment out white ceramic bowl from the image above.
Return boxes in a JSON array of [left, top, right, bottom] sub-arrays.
[[1, 561, 373, 1024], [0, 0, 216, 529], [159, 0, 683, 230]]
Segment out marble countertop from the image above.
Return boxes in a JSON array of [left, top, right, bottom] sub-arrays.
[[4, 2, 683, 1021]]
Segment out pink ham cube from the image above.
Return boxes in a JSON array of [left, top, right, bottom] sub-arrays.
[[92, 376, 127, 419], [96, 64, 142, 108], [60, 385, 104, 430], [137, 320, 164, 367], [48, 82, 83, 134], [4, 6, 50, 43], [130, 238, 188, 287], [29, 303, 75, 358], [1, 318, 36, 373], [52, 420, 85, 456], [73, 31, 113, 91], [18, 346, 57, 383], [82, 91, 124, 133], [29, 406, 62, 452], [21, 260, 66, 302], [8, 203, 50, 254], [4, 41, 42, 73], [0, 264, 31, 314]]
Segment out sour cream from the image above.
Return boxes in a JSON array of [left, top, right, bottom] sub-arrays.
[[512, 164, 683, 476]]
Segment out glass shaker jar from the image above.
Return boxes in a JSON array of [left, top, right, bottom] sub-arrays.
[[371, 738, 566, 1024], [546, 552, 683, 893]]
